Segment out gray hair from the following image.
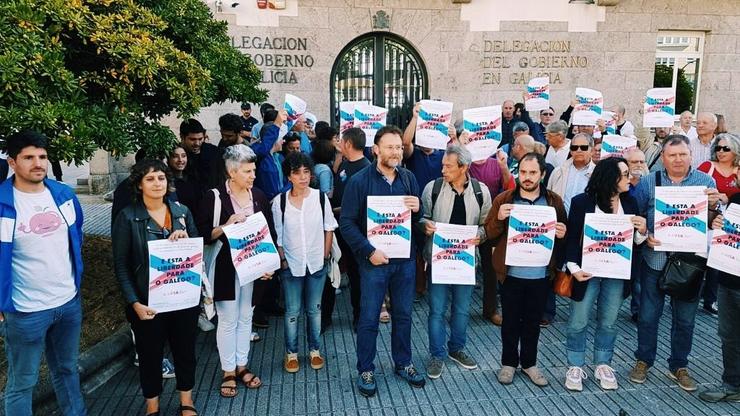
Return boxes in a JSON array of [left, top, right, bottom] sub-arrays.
[[571, 132, 594, 147], [613, 104, 626, 116], [223, 144, 257, 172], [697, 112, 718, 125], [710, 133, 740, 166], [512, 121, 529, 133], [445, 144, 472, 167], [546, 120, 568, 136]]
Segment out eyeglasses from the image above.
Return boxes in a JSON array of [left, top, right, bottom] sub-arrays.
[[541, 112, 554, 116], [715, 145, 732, 152], [621, 171, 631, 178], [570, 145, 590, 151]]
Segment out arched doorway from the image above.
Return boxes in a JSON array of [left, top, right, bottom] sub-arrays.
[[330, 33, 428, 131]]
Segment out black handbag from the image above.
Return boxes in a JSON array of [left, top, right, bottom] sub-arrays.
[[658, 252, 706, 301]]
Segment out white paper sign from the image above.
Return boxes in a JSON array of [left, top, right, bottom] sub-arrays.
[[339, 101, 370, 137], [581, 214, 634, 280], [601, 135, 638, 159], [525, 77, 550, 111], [367, 196, 411, 258], [463, 105, 502, 162], [284, 93, 307, 131], [147, 238, 204, 313], [222, 212, 281, 285], [654, 186, 708, 253], [505, 205, 557, 267], [431, 223, 478, 285], [415, 100, 453, 150], [601, 111, 617, 135], [354, 103, 388, 147], [707, 204, 740, 277], [643, 88, 676, 128], [572, 87, 603, 126]]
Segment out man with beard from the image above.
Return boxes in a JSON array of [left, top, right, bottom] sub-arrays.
[[485, 152, 567, 387], [340, 126, 425, 397]]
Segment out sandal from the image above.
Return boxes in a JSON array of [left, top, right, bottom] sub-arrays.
[[178, 405, 198, 416], [236, 368, 263, 389], [379, 304, 390, 324], [219, 375, 238, 398]]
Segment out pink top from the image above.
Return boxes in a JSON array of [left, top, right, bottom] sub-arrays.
[[226, 181, 254, 216]]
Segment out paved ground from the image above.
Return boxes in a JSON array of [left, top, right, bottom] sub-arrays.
[[72, 200, 739, 416]]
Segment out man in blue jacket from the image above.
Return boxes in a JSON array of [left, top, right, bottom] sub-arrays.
[[339, 125, 426, 397], [0, 131, 86, 416]]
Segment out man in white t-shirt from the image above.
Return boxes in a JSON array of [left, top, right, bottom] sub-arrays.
[[544, 120, 570, 168], [0, 131, 86, 416], [677, 110, 698, 141]]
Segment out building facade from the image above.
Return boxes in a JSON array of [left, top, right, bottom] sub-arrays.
[[91, 0, 739, 191]]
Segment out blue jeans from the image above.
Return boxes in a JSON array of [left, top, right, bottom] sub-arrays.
[[630, 247, 643, 315], [635, 261, 699, 371], [281, 266, 326, 353], [427, 269, 474, 359], [566, 277, 624, 367], [356, 260, 415, 373], [3, 295, 86, 416]]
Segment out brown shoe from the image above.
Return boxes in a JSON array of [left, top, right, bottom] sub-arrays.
[[522, 366, 549, 387], [667, 368, 697, 392], [487, 313, 503, 326], [629, 360, 649, 384], [284, 353, 299, 373], [309, 350, 325, 370]]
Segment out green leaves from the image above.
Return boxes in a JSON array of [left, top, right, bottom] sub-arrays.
[[0, 0, 267, 164]]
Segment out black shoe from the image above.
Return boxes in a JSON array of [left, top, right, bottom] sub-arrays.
[[703, 303, 718, 317], [264, 305, 285, 316]]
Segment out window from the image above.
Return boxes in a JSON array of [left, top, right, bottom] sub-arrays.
[[654, 31, 704, 113]]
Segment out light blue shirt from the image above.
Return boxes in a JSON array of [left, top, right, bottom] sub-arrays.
[[563, 163, 590, 214]]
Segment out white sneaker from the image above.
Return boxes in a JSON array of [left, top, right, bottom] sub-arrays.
[[595, 364, 618, 390], [565, 366, 587, 391]]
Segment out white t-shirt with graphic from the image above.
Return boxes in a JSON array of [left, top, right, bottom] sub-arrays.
[[11, 187, 76, 312]]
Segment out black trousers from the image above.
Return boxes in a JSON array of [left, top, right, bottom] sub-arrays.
[[500, 276, 549, 369], [127, 305, 199, 398], [480, 240, 499, 318], [332, 230, 362, 327]]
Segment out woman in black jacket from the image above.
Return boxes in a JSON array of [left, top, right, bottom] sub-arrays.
[[112, 159, 200, 416], [195, 144, 274, 398], [562, 157, 647, 393]]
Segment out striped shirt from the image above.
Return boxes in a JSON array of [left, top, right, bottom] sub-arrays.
[[634, 168, 716, 271], [689, 136, 713, 169]]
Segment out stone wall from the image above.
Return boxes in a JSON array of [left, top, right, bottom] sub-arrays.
[[171, 0, 738, 138]]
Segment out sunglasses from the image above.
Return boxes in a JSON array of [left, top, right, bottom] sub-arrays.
[[570, 145, 590, 151], [715, 145, 732, 152], [541, 112, 554, 116]]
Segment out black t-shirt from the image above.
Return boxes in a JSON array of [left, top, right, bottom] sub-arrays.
[[332, 157, 370, 208], [241, 116, 259, 133], [449, 184, 468, 226], [187, 142, 223, 190]]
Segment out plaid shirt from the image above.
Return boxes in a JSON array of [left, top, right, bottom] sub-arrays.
[[634, 168, 716, 271]]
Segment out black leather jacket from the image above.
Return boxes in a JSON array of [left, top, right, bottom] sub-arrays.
[[112, 199, 199, 305]]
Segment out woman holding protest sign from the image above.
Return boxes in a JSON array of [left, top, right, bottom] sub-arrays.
[[196, 144, 275, 398], [112, 159, 200, 416], [272, 151, 337, 373], [562, 157, 647, 392]]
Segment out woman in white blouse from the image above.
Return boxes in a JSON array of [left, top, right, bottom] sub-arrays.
[[272, 152, 337, 373]]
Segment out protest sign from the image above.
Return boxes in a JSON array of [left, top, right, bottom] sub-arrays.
[[654, 186, 708, 253], [222, 212, 281, 285], [431, 223, 478, 285], [463, 105, 502, 161], [367, 196, 411, 258], [148, 238, 203, 313], [581, 213, 634, 279], [505, 205, 557, 267], [572, 87, 603, 126], [643, 88, 676, 128], [525, 77, 550, 111], [415, 100, 453, 150], [354, 103, 388, 147]]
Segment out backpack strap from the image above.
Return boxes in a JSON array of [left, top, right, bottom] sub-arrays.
[[656, 171, 661, 187], [280, 191, 287, 226], [281, 190, 326, 227], [471, 178, 484, 210], [211, 189, 221, 228], [430, 177, 444, 215]]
